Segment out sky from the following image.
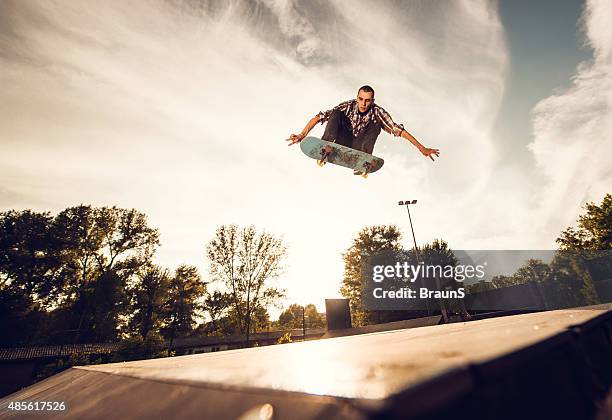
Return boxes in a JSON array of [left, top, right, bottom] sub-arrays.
[[1, 0, 611, 314]]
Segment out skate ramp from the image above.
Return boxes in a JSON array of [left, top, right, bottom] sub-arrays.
[[1, 307, 611, 419]]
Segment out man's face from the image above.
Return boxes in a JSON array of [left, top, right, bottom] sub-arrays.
[[357, 90, 374, 113]]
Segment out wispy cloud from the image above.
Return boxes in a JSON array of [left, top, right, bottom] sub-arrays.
[[528, 0, 612, 243], [0, 0, 508, 307]]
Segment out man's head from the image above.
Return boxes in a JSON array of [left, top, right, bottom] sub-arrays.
[[357, 85, 375, 113]]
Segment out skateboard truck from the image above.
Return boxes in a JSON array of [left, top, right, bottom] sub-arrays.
[[361, 161, 372, 178], [317, 145, 334, 167]]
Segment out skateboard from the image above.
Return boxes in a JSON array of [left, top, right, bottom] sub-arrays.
[[299, 137, 384, 178]]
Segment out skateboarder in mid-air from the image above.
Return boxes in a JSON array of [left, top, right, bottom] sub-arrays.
[[287, 85, 440, 173]]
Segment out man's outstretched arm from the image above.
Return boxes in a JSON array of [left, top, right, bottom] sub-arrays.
[[286, 115, 321, 146], [400, 129, 440, 161], [376, 106, 440, 161]]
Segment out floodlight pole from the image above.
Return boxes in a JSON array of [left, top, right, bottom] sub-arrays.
[[399, 200, 428, 316], [405, 202, 420, 262], [398, 200, 449, 322], [398, 199, 421, 262]]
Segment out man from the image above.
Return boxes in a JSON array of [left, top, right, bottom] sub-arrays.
[[287, 85, 440, 169]]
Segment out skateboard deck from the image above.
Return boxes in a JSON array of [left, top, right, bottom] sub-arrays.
[[299, 136, 384, 175]]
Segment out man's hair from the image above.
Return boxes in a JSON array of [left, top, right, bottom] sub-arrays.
[[358, 85, 375, 97]]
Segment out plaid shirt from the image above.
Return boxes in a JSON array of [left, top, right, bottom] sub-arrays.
[[318, 99, 405, 138]]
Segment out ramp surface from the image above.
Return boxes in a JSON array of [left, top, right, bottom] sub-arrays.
[[1, 307, 611, 419]]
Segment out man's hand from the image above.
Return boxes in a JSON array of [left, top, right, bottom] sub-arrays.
[[287, 116, 320, 146], [400, 130, 440, 162], [286, 133, 305, 146], [421, 147, 440, 161]]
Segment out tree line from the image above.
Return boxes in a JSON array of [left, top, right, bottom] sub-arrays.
[[0, 206, 307, 351], [340, 194, 611, 326], [464, 194, 611, 307], [1, 193, 609, 349]]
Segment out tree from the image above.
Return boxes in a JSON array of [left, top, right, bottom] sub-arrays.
[[557, 193, 611, 250], [0, 210, 63, 304], [52, 205, 160, 343], [127, 265, 172, 340], [277, 332, 292, 344], [278, 303, 324, 330], [202, 290, 231, 335], [511, 259, 550, 284], [206, 225, 286, 346], [340, 225, 403, 326], [304, 304, 325, 328], [0, 287, 48, 347], [112, 332, 170, 362], [203, 313, 241, 336], [278, 304, 304, 329], [53, 205, 159, 298], [419, 239, 461, 315], [465, 280, 496, 295], [249, 304, 271, 333], [163, 265, 206, 348], [489, 274, 522, 289], [554, 194, 610, 307], [546, 251, 600, 308], [0, 205, 161, 344], [0, 210, 64, 345]]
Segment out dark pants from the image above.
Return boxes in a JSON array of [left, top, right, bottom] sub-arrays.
[[321, 110, 382, 154]]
